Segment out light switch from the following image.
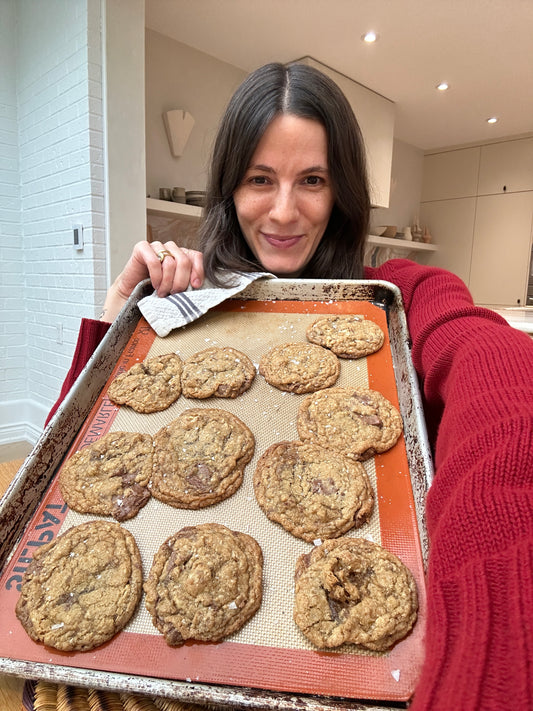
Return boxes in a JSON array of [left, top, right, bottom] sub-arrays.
[[73, 224, 84, 251]]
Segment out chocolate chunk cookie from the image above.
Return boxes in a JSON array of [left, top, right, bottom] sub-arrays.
[[151, 408, 255, 508], [293, 537, 418, 651], [59, 431, 153, 521], [15, 520, 143, 651], [297, 386, 403, 461], [259, 342, 340, 394], [306, 315, 384, 359], [254, 440, 374, 542], [144, 523, 263, 646], [181, 346, 256, 399], [107, 352, 182, 413]]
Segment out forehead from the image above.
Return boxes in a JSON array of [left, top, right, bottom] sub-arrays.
[[249, 114, 328, 167]]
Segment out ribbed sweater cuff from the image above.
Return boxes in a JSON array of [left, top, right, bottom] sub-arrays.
[[410, 539, 533, 711]]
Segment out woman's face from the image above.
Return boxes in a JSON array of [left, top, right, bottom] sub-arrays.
[[233, 114, 334, 277]]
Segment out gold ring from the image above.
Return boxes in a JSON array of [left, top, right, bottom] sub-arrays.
[[157, 249, 174, 263]]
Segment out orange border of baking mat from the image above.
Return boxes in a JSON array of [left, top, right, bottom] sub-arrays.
[[0, 300, 426, 704]]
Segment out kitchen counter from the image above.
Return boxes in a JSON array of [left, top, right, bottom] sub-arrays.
[[489, 307, 533, 335]]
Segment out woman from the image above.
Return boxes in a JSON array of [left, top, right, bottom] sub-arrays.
[[49, 63, 533, 711], [100, 62, 371, 320]]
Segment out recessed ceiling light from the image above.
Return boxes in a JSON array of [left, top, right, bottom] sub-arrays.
[[436, 82, 449, 91], [361, 31, 378, 43], [487, 117, 498, 124]]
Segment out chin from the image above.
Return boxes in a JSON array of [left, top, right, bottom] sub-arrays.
[[262, 259, 305, 278]]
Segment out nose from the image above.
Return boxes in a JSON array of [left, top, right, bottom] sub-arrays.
[[268, 186, 299, 223]]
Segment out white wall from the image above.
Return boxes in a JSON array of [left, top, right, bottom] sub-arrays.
[[0, 0, 107, 442], [0, 0, 24, 419], [145, 31, 247, 199], [106, 0, 146, 281], [370, 139, 424, 234]]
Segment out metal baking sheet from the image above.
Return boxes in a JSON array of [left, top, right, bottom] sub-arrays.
[[0, 278, 433, 710]]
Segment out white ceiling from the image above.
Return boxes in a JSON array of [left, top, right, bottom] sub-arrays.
[[145, 0, 533, 151]]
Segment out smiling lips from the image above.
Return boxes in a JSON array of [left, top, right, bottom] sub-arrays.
[[263, 233, 304, 249]]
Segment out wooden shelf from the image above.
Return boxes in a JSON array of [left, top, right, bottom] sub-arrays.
[[367, 234, 437, 252], [146, 197, 202, 220]]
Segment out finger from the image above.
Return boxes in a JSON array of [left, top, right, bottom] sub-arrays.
[[179, 248, 204, 290], [140, 241, 171, 294], [157, 242, 204, 293], [155, 243, 184, 296], [116, 240, 160, 298], [151, 242, 200, 296], [162, 246, 197, 295]]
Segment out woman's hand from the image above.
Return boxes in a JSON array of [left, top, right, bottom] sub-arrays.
[[100, 240, 204, 322]]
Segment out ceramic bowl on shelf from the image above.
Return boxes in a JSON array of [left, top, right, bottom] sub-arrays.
[[171, 187, 186, 203], [380, 225, 398, 238], [370, 226, 388, 236], [185, 190, 206, 207]]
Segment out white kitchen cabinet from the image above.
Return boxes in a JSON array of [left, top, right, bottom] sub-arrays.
[[478, 137, 533, 195], [420, 137, 533, 306], [419, 198, 476, 285], [421, 147, 480, 202], [468, 192, 533, 306], [295, 58, 395, 209]]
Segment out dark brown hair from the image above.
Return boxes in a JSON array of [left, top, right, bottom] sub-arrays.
[[199, 62, 371, 284]]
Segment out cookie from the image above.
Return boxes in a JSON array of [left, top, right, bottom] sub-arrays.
[[181, 346, 255, 399], [293, 537, 418, 651], [15, 520, 142, 651], [254, 440, 374, 542], [59, 431, 153, 521], [297, 386, 403, 461], [306, 315, 384, 358], [144, 523, 263, 646], [259, 342, 339, 394], [151, 408, 255, 508], [107, 352, 182, 413]]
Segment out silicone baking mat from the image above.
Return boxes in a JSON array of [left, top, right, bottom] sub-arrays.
[[0, 298, 426, 704]]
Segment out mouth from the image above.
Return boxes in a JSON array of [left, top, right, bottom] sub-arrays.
[[262, 233, 303, 249]]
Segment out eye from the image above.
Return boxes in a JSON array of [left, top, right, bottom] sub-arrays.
[[303, 175, 324, 186], [248, 175, 271, 186]]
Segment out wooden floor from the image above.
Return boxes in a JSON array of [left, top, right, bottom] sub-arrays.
[[0, 440, 33, 463], [0, 440, 32, 489], [0, 441, 33, 710]]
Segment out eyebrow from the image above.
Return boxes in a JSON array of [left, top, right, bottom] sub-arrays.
[[248, 164, 329, 176]]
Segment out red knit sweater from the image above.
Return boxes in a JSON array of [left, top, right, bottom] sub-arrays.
[[47, 259, 533, 710]]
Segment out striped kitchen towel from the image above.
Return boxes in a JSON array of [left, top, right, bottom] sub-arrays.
[[138, 270, 275, 337]]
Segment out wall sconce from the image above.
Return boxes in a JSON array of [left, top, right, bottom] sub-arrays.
[[163, 109, 195, 157]]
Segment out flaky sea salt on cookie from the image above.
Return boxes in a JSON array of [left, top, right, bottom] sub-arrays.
[[151, 408, 255, 508], [181, 346, 255, 399], [144, 523, 263, 646], [107, 352, 182, 413], [293, 537, 418, 651], [259, 342, 339, 394], [297, 386, 403, 461], [254, 440, 374, 542], [16, 520, 143, 651], [59, 430, 153, 521], [306, 314, 384, 358]]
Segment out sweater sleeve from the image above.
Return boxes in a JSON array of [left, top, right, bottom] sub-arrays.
[[367, 259, 533, 710], [45, 318, 111, 426]]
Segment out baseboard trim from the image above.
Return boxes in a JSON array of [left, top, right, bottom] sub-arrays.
[[0, 399, 46, 446]]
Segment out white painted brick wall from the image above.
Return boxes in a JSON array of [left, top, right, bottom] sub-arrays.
[[1, 0, 107, 436], [0, 0, 25, 405]]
